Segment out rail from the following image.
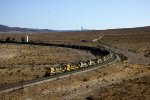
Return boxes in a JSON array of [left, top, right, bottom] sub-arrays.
[[0, 42, 118, 93]]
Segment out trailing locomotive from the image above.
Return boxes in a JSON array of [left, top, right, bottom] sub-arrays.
[[45, 51, 114, 76]]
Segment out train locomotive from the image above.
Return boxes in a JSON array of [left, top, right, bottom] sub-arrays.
[[45, 50, 114, 76]]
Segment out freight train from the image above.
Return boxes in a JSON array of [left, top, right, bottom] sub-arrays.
[[45, 51, 114, 76]]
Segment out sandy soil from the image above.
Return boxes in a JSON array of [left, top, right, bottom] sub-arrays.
[[0, 44, 95, 65], [84, 75, 150, 100], [0, 27, 150, 100], [98, 34, 150, 57], [0, 44, 95, 86], [0, 62, 149, 100]]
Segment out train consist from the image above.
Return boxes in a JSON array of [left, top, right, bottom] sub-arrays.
[[0, 41, 115, 76], [45, 50, 114, 76]]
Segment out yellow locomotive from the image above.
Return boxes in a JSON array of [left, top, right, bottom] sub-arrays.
[[45, 64, 79, 76], [45, 64, 62, 75], [45, 52, 114, 76]]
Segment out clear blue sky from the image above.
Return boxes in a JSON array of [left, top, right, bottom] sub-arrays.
[[0, 0, 150, 30]]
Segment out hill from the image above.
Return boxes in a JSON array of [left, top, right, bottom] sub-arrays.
[[0, 24, 54, 32]]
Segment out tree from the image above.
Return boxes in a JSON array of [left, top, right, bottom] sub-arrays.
[[0, 39, 4, 42], [12, 38, 15, 42], [5, 37, 11, 42]]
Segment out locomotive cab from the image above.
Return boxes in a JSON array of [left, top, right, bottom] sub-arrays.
[[63, 64, 71, 72]]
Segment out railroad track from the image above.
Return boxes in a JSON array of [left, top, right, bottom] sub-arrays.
[[0, 42, 119, 93]]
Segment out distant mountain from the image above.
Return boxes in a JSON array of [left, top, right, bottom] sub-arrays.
[[1, 24, 150, 33], [0, 24, 55, 32]]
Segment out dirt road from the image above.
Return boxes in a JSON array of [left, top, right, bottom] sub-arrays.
[[104, 45, 150, 65]]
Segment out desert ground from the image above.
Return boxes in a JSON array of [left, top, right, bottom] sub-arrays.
[[0, 27, 150, 100], [0, 44, 95, 86]]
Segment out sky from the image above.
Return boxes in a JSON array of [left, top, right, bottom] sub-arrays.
[[0, 0, 150, 30]]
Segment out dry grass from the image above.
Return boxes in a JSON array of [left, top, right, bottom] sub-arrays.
[[0, 44, 95, 65], [1, 62, 149, 100], [0, 27, 150, 99], [0, 66, 45, 86], [0, 43, 95, 85], [85, 75, 150, 100], [98, 34, 150, 56]]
